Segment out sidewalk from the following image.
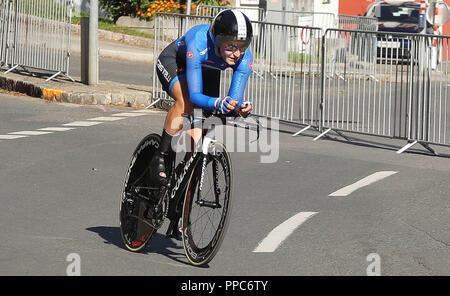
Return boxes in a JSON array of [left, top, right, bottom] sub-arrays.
[[0, 28, 157, 109], [70, 26, 155, 63]]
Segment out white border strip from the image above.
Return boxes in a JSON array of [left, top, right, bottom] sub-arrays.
[[231, 10, 247, 39]]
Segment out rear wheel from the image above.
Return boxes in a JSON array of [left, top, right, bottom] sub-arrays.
[[119, 134, 162, 252], [181, 142, 233, 266]]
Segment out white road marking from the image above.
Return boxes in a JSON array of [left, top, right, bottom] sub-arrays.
[[253, 212, 318, 253], [63, 121, 103, 127], [0, 109, 153, 142], [30, 235, 74, 240], [112, 112, 146, 117], [329, 171, 398, 197], [38, 127, 76, 132], [0, 135, 29, 140], [134, 109, 166, 114], [88, 116, 126, 121], [9, 131, 53, 136]]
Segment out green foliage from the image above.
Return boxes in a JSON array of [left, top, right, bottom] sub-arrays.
[[99, 0, 151, 22], [197, 0, 221, 5], [100, 0, 222, 22]]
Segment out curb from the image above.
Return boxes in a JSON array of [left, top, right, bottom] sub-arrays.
[[0, 76, 44, 97], [0, 75, 154, 108]]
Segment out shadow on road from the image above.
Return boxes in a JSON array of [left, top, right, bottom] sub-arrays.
[[85, 226, 201, 267]]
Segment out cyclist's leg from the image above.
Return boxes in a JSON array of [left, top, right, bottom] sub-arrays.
[[164, 78, 192, 134], [180, 68, 220, 159], [167, 67, 219, 149], [150, 50, 192, 185], [149, 79, 191, 178], [166, 78, 215, 240]]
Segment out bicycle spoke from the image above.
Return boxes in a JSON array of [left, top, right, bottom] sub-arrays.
[[182, 144, 232, 266]]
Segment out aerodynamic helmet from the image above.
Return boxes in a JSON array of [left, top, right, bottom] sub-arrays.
[[209, 9, 253, 49]]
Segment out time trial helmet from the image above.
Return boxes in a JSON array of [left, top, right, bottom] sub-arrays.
[[210, 9, 253, 49]]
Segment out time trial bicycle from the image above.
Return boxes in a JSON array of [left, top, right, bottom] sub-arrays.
[[119, 108, 259, 266]]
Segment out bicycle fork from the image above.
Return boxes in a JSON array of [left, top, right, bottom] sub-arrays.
[[196, 128, 222, 209]]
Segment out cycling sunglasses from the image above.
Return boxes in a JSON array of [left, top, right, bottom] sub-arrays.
[[223, 43, 248, 53]]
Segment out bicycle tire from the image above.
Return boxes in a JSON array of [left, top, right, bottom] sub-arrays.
[[119, 133, 161, 252], [181, 142, 233, 266]]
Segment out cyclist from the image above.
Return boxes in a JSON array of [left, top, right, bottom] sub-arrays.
[[150, 9, 254, 239], [151, 9, 253, 186]]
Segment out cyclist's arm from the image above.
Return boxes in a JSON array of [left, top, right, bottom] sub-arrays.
[[227, 50, 253, 106], [185, 40, 218, 111]]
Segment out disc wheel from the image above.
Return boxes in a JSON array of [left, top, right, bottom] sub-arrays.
[[120, 134, 162, 252]]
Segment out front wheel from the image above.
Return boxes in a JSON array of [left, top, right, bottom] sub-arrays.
[[181, 142, 233, 266]]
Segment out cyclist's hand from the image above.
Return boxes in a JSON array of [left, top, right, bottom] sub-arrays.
[[238, 101, 253, 118], [215, 96, 238, 114]]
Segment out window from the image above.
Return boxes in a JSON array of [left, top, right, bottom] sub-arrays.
[[375, 5, 420, 24]]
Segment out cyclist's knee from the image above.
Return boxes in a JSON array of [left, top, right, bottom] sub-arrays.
[[172, 96, 191, 110]]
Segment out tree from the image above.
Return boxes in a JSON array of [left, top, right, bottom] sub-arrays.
[[100, 0, 222, 23], [99, 0, 151, 22]]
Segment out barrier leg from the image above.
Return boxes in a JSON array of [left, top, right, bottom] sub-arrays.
[[313, 128, 331, 141], [4, 64, 18, 74], [292, 125, 311, 137], [397, 140, 418, 154], [46, 72, 62, 82], [420, 143, 439, 156], [145, 98, 161, 110]]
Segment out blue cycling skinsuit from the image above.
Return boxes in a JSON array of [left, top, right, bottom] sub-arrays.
[[153, 23, 253, 238], [156, 24, 253, 109]]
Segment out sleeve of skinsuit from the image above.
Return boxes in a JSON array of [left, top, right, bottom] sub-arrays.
[[184, 30, 218, 111], [227, 49, 253, 106]]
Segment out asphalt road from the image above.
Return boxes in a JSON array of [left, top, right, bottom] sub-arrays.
[[1, 91, 450, 276]]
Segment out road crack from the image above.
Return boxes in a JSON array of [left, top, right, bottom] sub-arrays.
[[399, 219, 450, 248]]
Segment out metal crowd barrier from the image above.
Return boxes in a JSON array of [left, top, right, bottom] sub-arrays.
[[247, 20, 323, 126], [0, 0, 73, 81], [151, 13, 212, 109], [406, 34, 449, 150], [320, 29, 450, 151], [195, 4, 265, 22], [337, 14, 377, 31], [151, 13, 449, 153], [0, 0, 11, 66], [151, 13, 323, 128]]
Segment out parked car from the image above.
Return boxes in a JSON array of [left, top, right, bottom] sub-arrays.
[[365, 1, 433, 61]]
